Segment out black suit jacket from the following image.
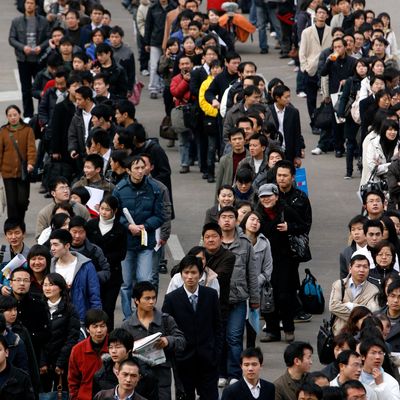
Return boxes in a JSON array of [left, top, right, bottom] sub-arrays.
[[221, 378, 275, 400], [267, 104, 304, 163], [162, 285, 222, 365]]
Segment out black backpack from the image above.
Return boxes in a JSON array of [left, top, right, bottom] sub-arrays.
[[299, 268, 325, 314]]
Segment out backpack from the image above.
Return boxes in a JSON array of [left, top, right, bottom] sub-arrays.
[[299, 268, 325, 314]]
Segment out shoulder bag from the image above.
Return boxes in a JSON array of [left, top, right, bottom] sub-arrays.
[[288, 232, 312, 263], [7, 129, 29, 181]]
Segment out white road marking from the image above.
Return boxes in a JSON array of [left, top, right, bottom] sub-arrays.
[[0, 91, 21, 102], [167, 234, 185, 261], [14, 69, 21, 92]]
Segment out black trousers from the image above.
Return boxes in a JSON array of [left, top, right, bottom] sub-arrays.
[[304, 73, 319, 125], [3, 177, 30, 222], [17, 60, 40, 118], [100, 270, 123, 331]]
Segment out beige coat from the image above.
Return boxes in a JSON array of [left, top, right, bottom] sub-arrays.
[[329, 276, 379, 335], [299, 24, 332, 77]]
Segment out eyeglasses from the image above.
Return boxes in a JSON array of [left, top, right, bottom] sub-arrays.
[[56, 185, 70, 192], [377, 253, 393, 258], [12, 278, 30, 284], [368, 351, 385, 357], [366, 199, 382, 204]]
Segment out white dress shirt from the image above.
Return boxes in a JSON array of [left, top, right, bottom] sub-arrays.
[[244, 377, 261, 399]]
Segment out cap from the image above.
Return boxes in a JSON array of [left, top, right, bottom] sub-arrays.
[[258, 183, 279, 197]]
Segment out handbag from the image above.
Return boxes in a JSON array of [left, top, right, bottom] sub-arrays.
[[331, 84, 346, 124], [128, 81, 144, 106], [159, 115, 177, 140], [260, 279, 274, 314], [39, 373, 68, 400], [317, 280, 345, 364], [8, 129, 29, 181], [313, 102, 333, 130], [288, 233, 312, 263], [0, 177, 6, 216], [360, 166, 388, 200], [299, 268, 325, 314]]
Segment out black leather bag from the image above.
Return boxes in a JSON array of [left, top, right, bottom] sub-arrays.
[[314, 102, 333, 130], [260, 280, 274, 314], [288, 233, 312, 263]]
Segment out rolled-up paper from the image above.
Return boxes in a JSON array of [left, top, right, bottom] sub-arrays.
[[1, 254, 27, 279]]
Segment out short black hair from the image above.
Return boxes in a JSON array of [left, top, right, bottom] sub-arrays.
[[225, 51, 241, 63], [179, 254, 203, 274], [131, 123, 147, 143], [4, 217, 25, 234], [10, 266, 31, 281], [71, 186, 90, 205], [202, 222, 222, 237], [275, 160, 296, 176], [73, 51, 89, 64], [110, 26, 124, 37], [132, 281, 157, 300], [228, 127, 245, 140], [248, 132, 268, 147], [283, 341, 313, 367], [108, 328, 134, 351], [49, 229, 73, 245], [91, 128, 111, 148], [93, 73, 110, 86], [85, 153, 104, 171], [348, 215, 368, 231], [273, 84, 290, 100], [0, 295, 18, 312], [350, 254, 370, 266], [332, 332, 357, 351], [236, 166, 253, 183], [69, 216, 87, 231], [240, 347, 263, 364], [95, 43, 113, 56], [296, 383, 323, 400], [337, 349, 361, 366], [342, 380, 366, 397], [218, 205, 238, 220], [27, 245, 51, 272], [110, 149, 130, 166], [84, 308, 109, 329], [358, 337, 387, 357], [116, 100, 136, 120], [363, 218, 384, 234], [76, 86, 93, 101]]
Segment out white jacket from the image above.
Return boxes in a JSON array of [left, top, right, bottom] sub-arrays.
[[360, 370, 400, 400], [331, 375, 377, 400]]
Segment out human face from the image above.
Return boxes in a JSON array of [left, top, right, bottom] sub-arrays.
[[183, 39, 195, 54], [387, 288, 400, 315], [226, 58, 241, 75], [219, 211, 236, 232], [350, 223, 366, 245], [129, 160, 145, 183], [268, 152, 283, 168], [0, 343, 8, 369], [91, 9, 104, 25], [135, 289, 157, 312], [50, 239, 69, 259], [242, 64, 256, 78], [51, 30, 63, 46], [99, 202, 114, 220], [276, 91, 291, 108], [108, 341, 128, 363], [229, 132, 245, 153], [102, 14, 111, 26], [179, 57, 192, 73], [218, 189, 234, 207], [315, 7, 328, 23], [333, 40, 346, 57], [249, 139, 265, 158], [87, 321, 108, 344], [344, 36, 355, 53], [84, 161, 100, 181], [70, 226, 86, 247], [236, 181, 252, 194], [346, 388, 366, 400], [73, 57, 85, 71], [386, 126, 398, 141], [29, 255, 47, 275], [68, 81, 81, 98], [42, 277, 62, 301], [97, 51, 111, 66], [117, 364, 140, 392], [181, 265, 200, 291], [260, 194, 278, 209], [70, 194, 81, 204], [65, 12, 79, 29], [3, 307, 17, 325], [237, 205, 252, 224], [60, 42, 73, 56], [208, 10, 219, 24], [276, 167, 293, 192], [354, 15, 365, 28], [338, 0, 350, 14], [354, 33, 364, 50], [109, 33, 122, 47], [5, 227, 24, 249], [168, 42, 180, 55], [245, 213, 261, 235], [241, 356, 261, 384], [298, 392, 318, 400], [341, 355, 362, 381], [334, 342, 350, 359], [203, 229, 222, 253], [356, 63, 368, 78], [298, 349, 313, 373], [379, 95, 391, 109], [75, 93, 87, 110], [237, 123, 253, 141], [55, 76, 67, 93], [188, 26, 200, 38], [349, 259, 369, 284], [92, 31, 104, 45], [204, 49, 218, 65], [186, 1, 198, 12], [371, 78, 385, 94], [366, 11, 374, 24], [24, 0, 36, 14], [245, 92, 261, 108], [10, 271, 31, 295], [363, 345, 385, 372], [365, 194, 384, 218], [6, 107, 21, 126], [211, 65, 222, 77], [373, 41, 386, 57], [93, 78, 109, 96]]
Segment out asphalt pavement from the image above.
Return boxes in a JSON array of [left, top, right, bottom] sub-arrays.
[[0, 0, 399, 382]]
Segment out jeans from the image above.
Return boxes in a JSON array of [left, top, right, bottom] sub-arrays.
[[256, 3, 281, 50], [178, 130, 192, 167], [120, 248, 154, 319], [226, 301, 247, 379], [207, 135, 217, 176], [249, 0, 257, 25], [149, 46, 163, 93], [17, 61, 40, 118], [151, 245, 165, 294]]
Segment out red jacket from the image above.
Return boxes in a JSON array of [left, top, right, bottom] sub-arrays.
[[68, 336, 108, 400], [170, 73, 191, 106]]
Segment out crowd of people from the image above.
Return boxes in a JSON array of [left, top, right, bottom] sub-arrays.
[[2, 0, 400, 399]]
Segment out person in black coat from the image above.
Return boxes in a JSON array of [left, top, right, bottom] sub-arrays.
[[86, 195, 127, 330], [162, 255, 222, 400], [221, 347, 275, 400], [41, 272, 80, 391]]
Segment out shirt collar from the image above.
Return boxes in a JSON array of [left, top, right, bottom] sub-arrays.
[[274, 103, 285, 113], [348, 276, 366, 288], [183, 285, 199, 298], [114, 385, 135, 400], [243, 377, 261, 390]]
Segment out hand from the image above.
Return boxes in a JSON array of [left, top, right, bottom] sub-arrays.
[[27, 164, 34, 173], [34, 46, 41, 55], [276, 222, 288, 232], [339, 79, 346, 86], [49, 39, 56, 49], [55, 366, 64, 375], [1, 286, 11, 296], [372, 367, 383, 385], [182, 72, 191, 81], [145, 46, 150, 53], [92, 66, 101, 74], [212, 99, 220, 109], [40, 366, 48, 375], [249, 303, 260, 309], [324, 97, 331, 104], [300, 149, 305, 158], [23, 46, 32, 55], [294, 157, 302, 167], [128, 224, 144, 236], [155, 337, 169, 349], [70, 150, 79, 159], [158, 239, 167, 246], [52, 153, 61, 160], [165, 48, 171, 57]]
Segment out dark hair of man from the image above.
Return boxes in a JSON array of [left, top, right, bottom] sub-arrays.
[[238, 61, 257, 74], [210, 59, 222, 69], [188, 20, 202, 30], [385, 209, 400, 220], [225, 51, 241, 63], [283, 341, 313, 367], [306, 371, 329, 385], [27, 244, 51, 270], [66, 9, 80, 19], [55, 68, 69, 80], [362, 189, 385, 206], [267, 77, 284, 92], [0, 295, 17, 313], [372, 37, 389, 47], [49, 228, 73, 246], [4, 217, 26, 234], [49, 177, 70, 193], [272, 84, 290, 100], [350, 254, 369, 267], [240, 347, 263, 364], [267, 146, 285, 160], [188, 246, 205, 258], [249, 132, 268, 147], [369, 74, 385, 86], [84, 308, 109, 329], [236, 166, 253, 183], [132, 281, 157, 301], [75, 86, 93, 101], [353, 9, 365, 20], [119, 358, 140, 372], [236, 116, 254, 128], [110, 25, 124, 37], [69, 215, 87, 231], [337, 349, 361, 366], [91, 4, 105, 13], [343, 33, 355, 42], [332, 37, 347, 48], [59, 36, 73, 46], [116, 99, 136, 120], [129, 155, 145, 168], [275, 160, 296, 176], [218, 205, 238, 220], [243, 85, 261, 97], [387, 277, 400, 295], [85, 153, 104, 171], [115, 129, 133, 151], [47, 53, 63, 67], [70, 186, 89, 205], [342, 380, 366, 397], [315, 4, 329, 13], [228, 127, 245, 140], [67, 73, 82, 87], [348, 214, 368, 231], [332, 332, 358, 351], [179, 254, 203, 274], [384, 68, 400, 84], [131, 123, 147, 143], [95, 43, 113, 56], [202, 222, 222, 237], [358, 336, 387, 358], [108, 328, 134, 351], [352, 0, 365, 5], [92, 128, 111, 149], [91, 27, 105, 40], [51, 26, 65, 35], [204, 46, 219, 56], [296, 383, 323, 400], [202, 33, 218, 46], [10, 266, 31, 281], [246, 112, 264, 127], [0, 333, 8, 351], [179, 9, 194, 22], [93, 73, 110, 86], [110, 149, 129, 166], [332, 27, 345, 36]]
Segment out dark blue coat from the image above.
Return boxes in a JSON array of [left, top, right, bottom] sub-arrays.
[[113, 176, 164, 251]]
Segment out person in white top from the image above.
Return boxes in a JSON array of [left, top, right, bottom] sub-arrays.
[[359, 338, 400, 400]]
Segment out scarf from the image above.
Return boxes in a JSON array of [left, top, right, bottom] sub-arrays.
[[47, 297, 61, 317], [99, 215, 115, 236]]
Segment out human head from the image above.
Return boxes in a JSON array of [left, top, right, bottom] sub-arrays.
[[225, 51, 241, 75], [84, 309, 108, 343], [332, 332, 357, 359], [128, 156, 146, 184], [70, 186, 90, 205], [109, 26, 125, 47], [273, 85, 291, 108], [218, 206, 238, 233], [115, 100, 136, 125], [132, 281, 157, 310], [116, 359, 141, 393], [99, 195, 119, 221], [236, 201, 253, 224], [216, 185, 235, 207], [27, 244, 51, 277], [349, 254, 370, 285], [359, 338, 387, 372], [297, 383, 323, 400], [235, 167, 253, 194], [284, 342, 313, 373], [108, 328, 134, 363], [3, 218, 25, 249], [49, 229, 73, 259], [5, 105, 23, 126], [344, 306, 372, 335], [83, 153, 103, 181], [240, 210, 262, 237], [179, 255, 203, 291], [240, 347, 263, 383], [258, 183, 279, 209], [0, 296, 18, 325], [75, 86, 93, 110], [363, 219, 384, 247], [348, 215, 367, 246], [275, 160, 295, 192], [43, 272, 69, 302], [363, 191, 385, 219], [202, 223, 223, 254], [342, 380, 366, 400], [68, 216, 88, 247], [90, 127, 111, 153], [228, 128, 246, 153]]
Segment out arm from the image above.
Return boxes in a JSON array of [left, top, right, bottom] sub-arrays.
[[205, 76, 219, 104], [258, 238, 273, 287], [136, 6, 147, 37], [170, 75, 190, 99], [26, 128, 37, 167], [247, 245, 260, 305], [143, 9, 153, 46], [163, 314, 186, 353], [143, 188, 165, 232], [329, 280, 351, 319], [8, 19, 26, 52], [86, 263, 102, 310], [337, 78, 352, 118], [339, 250, 350, 280], [68, 347, 82, 399], [199, 80, 218, 117], [93, 245, 111, 284], [298, 30, 309, 73], [67, 115, 79, 154]]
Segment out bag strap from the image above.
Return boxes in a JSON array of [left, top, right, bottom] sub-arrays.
[[304, 268, 317, 282], [7, 129, 26, 164], [0, 245, 6, 265], [330, 279, 345, 326]]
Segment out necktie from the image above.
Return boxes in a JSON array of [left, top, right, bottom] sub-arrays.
[[190, 294, 197, 311]]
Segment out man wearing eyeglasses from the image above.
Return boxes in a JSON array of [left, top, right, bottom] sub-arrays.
[[8, 266, 50, 367], [362, 191, 385, 221], [359, 338, 400, 399]]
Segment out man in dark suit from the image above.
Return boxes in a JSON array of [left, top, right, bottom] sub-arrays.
[[162, 255, 222, 400], [266, 85, 305, 167], [221, 347, 275, 400]]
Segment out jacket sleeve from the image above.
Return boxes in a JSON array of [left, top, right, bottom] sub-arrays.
[[337, 78, 352, 118], [329, 280, 351, 320], [14, 337, 29, 372], [26, 127, 37, 166], [247, 245, 260, 304], [143, 187, 165, 232], [199, 79, 218, 117], [38, 90, 51, 123], [388, 162, 400, 196], [205, 76, 219, 104], [299, 29, 309, 73], [68, 346, 82, 399], [259, 239, 273, 287], [49, 103, 62, 154], [339, 250, 350, 280], [222, 109, 235, 144], [170, 74, 190, 99], [293, 108, 304, 155], [143, 9, 153, 46], [32, 73, 44, 100], [67, 115, 79, 154], [136, 6, 147, 37], [93, 245, 111, 284], [56, 305, 80, 369], [160, 189, 172, 241], [163, 314, 186, 354], [86, 263, 102, 310], [8, 19, 25, 51]]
